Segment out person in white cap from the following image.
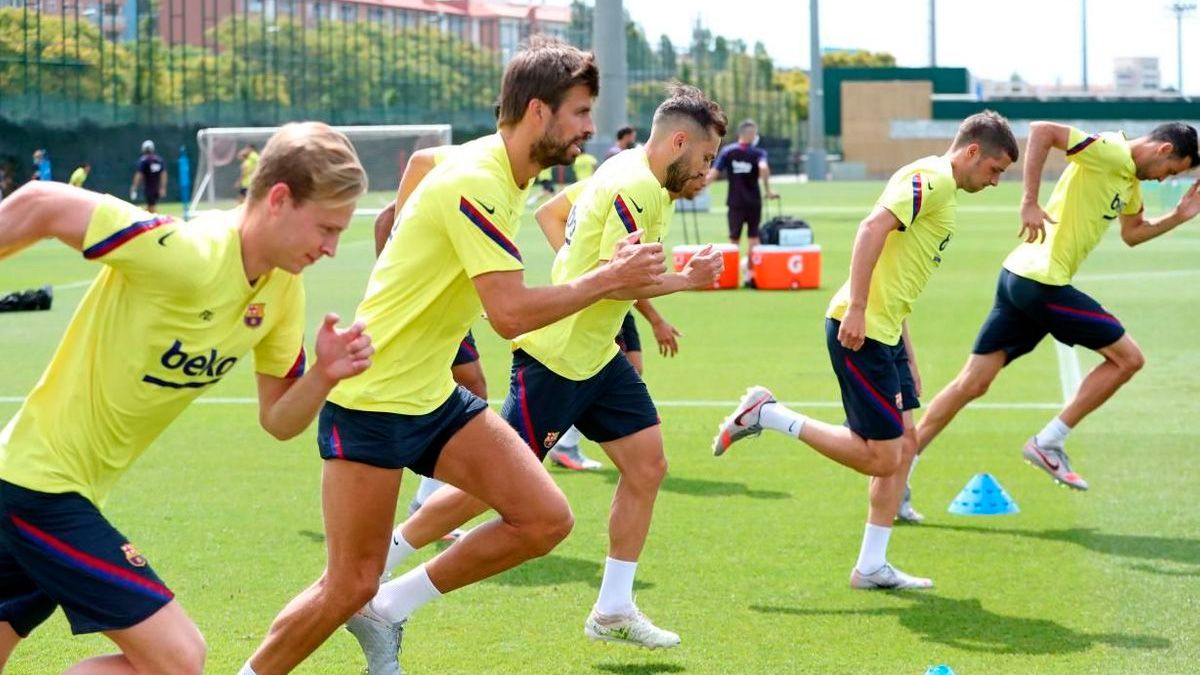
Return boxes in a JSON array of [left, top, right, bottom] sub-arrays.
[[130, 140, 167, 213]]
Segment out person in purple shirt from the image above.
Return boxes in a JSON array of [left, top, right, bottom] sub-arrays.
[[602, 126, 637, 162], [707, 119, 778, 285], [130, 140, 168, 213]]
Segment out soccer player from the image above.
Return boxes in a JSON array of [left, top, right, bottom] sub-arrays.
[[68, 163, 90, 188], [905, 122, 1200, 503], [0, 122, 373, 674], [30, 150, 51, 182], [130, 140, 167, 213], [712, 111, 1018, 590], [372, 145, 479, 537], [603, 125, 637, 162], [241, 39, 666, 675], [534, 180, 684, 470], [383, 85, 726, 653], [707, 119, 778, 279], [573, 150, 598, 181], [237, 144, 260, 202]]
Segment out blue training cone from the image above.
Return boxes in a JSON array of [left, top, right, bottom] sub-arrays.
[[948, 472, 1019, 515], [924, 666, 957, 675]]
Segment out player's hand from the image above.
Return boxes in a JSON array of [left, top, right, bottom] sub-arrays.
[[1019, 200, 1054, 243], [651, 319, 681, 357], [314, 313, 374, 383], [681, 244, 724, 289], [765, 191, 780, 200], [1173, 179, 1200, 222], [837, 307, 867, 351], [608, 230, 665, 287]]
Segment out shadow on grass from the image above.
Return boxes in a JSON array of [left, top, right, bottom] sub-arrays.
[[484, 554, 655, 590], [297, 529, 324, 543], [752, 593, 1170, 655], [595, 664, 685, 674], [583, 469, 789, 500], [920, 523, 1200, 572]]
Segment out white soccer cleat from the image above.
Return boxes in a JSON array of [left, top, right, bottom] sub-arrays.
[[584, 607, 680, 650], [345, 606, 405, 675], [850, 563, 933, 590], [712, 386, 775, 456], [547, 444, 603, 471], [896, 485, 925, 524], [1021, 438, 1089, 491]]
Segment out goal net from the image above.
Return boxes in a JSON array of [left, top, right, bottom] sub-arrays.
[[188, 124, 452, 219]]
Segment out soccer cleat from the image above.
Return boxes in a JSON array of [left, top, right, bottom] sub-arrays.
[[548, 445, 603, 471], [850, 563, 933, 590], [712, 386, 775, 456], [895, 485, 924, 524], [584, 607, 680, 650], [345, 606, 405, 675], [1021, 438, 1088, 491]]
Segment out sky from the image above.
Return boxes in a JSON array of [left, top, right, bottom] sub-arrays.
[[611, 0, 1200, 95]]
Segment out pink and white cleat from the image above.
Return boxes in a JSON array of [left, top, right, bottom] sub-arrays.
[[712, 386, 775, 457], [1022, 438, 1089, 491]]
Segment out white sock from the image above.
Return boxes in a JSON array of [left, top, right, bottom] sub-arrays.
[[555, 425, 583, 449], [759, 402, 807, 437], [1035, 417, 1072, 449], [414, 476, 445, 506], [595, 557, 638, 616], [906, 454, 920, 485], [237, 663, 258, 675], [855, 523, 892, 574], [383, 526, 418, 579], [371, 563, 442, 624]]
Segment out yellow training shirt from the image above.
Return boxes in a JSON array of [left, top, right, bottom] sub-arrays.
[[827, 155, 959, 346], [0, 198, 306, 506], [1003, 128, 1142, 286]]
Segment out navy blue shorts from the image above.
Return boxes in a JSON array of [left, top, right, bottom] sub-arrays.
[[0, 480, 173, 636], [317, 387, 489, 477], [826, 319, 919, 441], [452, 331, 480, 367], [614, 312, 641, 353], [727, 203, 762, 240], [502, 350, 659, 459], [974, 269, 1126, 364]]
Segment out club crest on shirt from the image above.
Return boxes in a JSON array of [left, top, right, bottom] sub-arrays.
[[244, 303, 265, 328], [895, 393, 904, 409], [543, 432, 560, 449], [122, 543, 147, 567]]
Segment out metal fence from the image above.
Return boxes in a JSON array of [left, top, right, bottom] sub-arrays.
[[0, 1, 801, 172]]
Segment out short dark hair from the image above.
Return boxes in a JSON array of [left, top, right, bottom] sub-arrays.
[[652, 84, 728, 138], [497, 36, 598, 128], [1148, 122, 1200, 168], [738, 119, 757, 135], [952, 110, 1019, 162], [616, 126, 635, 141]]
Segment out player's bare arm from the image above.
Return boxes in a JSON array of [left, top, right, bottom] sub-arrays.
[[0, 182, 101, 259], [839, 205, 902, 351], [473, 231, 665, 339], [255, 313, 373, 440], [1019, 121, 1071, 243], [373, 146, 447, 255], [534, 189, 572, 251], [1119, 178, 1200, 246]]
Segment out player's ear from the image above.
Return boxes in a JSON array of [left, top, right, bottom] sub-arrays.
[[266, 182, 292, 214], [1157, 142, 1175, 158], [673, 130, 688, 153]]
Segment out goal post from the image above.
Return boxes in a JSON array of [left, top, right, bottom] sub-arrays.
[[188, 124, 453, 219]]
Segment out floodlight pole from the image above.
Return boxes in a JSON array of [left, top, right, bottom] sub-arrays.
[[1171, 3, 1196, 94], [807, 0, 826, 181], [592, 0, 627, 157], [1081, 0, 1088, 91], [929, 0, 936, 67]]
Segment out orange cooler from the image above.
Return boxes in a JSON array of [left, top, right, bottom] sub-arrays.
[[750, 244, 822, 290], [672, 244, 740, 290]]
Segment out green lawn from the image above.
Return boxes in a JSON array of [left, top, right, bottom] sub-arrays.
[[1, 179, 1198, 674]]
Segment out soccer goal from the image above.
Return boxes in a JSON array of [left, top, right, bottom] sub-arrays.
[[188, 124, 452, 219]]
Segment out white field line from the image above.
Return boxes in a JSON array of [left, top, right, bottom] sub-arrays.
[[0, 396, 1062, 410]]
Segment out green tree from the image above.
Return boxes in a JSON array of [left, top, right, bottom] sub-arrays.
[[822, 49, 896, 68]]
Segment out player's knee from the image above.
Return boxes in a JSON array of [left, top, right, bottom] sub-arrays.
[[521, 499, 574, 557], [625, 452, 668, 491], [1115, 348, 1145, 377], [958, 373, 992, 400], [322, 569, 382, 617], [149, 626, 206, 675], [866, 442, 902, 476]]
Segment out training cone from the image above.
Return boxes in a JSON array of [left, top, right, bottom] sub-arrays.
[[947, 472, 1019, 516], [924, 666, 956, 675]]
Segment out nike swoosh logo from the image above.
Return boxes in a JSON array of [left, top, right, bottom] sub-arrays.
[[1032, 446, 1060, 471], [157, 230, 176, 245], [734, 394, 769, 426], [628, 196, 644, 213], [474, 199, 496, 215]]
